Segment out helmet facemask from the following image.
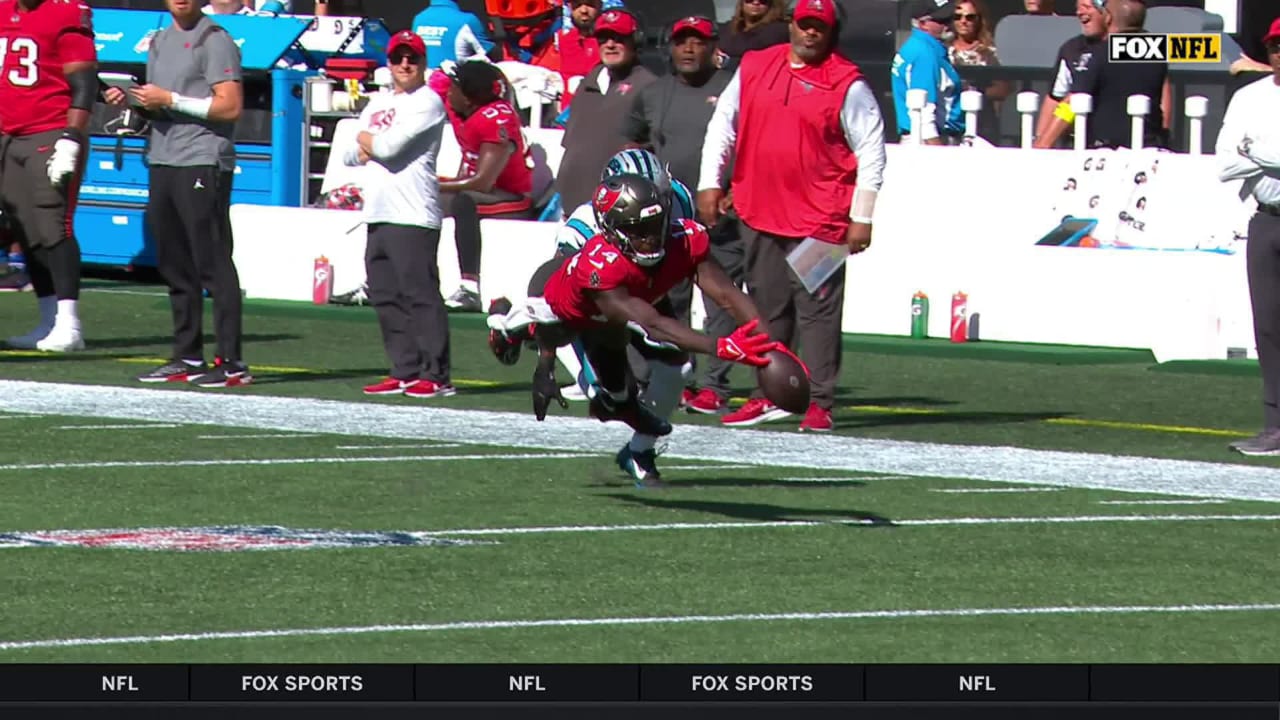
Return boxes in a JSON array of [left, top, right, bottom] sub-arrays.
[[610, 197, 670, 267]]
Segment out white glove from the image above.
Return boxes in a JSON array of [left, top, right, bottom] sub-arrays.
[[46, 134, 81, 187]]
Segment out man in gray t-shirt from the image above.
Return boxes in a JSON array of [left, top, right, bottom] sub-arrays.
[[105, 0, 249, 387]]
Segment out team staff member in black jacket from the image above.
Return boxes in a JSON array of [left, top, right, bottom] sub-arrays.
[[1034, 0, 1107, 146], [623, 15, 740, 414], [554, 8, 657, 213], [107, 0, 250, 387]]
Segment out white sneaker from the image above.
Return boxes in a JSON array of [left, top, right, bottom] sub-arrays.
[[35, 326, 84, 352], [560, 382, 587, 402], [6, 324, 53, 349]]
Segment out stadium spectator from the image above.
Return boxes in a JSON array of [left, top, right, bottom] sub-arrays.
[[624, 15, 740, 414], [892, 0, 964, 145], [344, 31, 454, 399], [313, 0, 364, 17], [948, 0, 997, 67], [1023, 0, 1054, 15], [437, 61, 534, 313], [715, 0, 788, 69], [0, 0, 95, 353], [524, 174, 789, 485], [557, 0, 610, 107], [411, 0, 496, 69], [554, 8, 657, 214], [697, 0, 887, 432], [1219, 19, 1280, 456], [1034, 0, 1168, 149], [106, 0, 248, 383], [204, 0, 290, 14], [1034, 0, 1106, 146]]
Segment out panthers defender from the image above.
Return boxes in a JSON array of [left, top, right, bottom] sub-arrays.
[[0, 0, 97, 352], [523, 174, 791, 486]]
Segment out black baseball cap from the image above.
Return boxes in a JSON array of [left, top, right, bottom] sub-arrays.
[[910, 0, 955, 22]]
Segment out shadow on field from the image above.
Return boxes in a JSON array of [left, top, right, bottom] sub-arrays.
[[643, 477, 869, 490], [604, 493, 896, 526], [837, 409, 1069, 428], [83, 332, 303, 350]]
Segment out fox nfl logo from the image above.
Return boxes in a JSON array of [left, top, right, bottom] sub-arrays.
[[1108, 33, 1221, 63]]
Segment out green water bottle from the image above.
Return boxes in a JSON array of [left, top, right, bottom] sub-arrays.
[[911, 291, 929, 339]]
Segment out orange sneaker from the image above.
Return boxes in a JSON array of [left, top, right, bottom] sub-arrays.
[[403, 380, 458, 399], [721, 397, 792, 427]]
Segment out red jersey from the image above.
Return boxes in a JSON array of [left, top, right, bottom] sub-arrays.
[[0, 0, 95, 136], [544, 219, 711, 329], [557, 27, 598, 106], [455, 99, 532, 196]]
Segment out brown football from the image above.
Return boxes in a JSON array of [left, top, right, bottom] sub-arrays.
[[756, 349, 810, 414]]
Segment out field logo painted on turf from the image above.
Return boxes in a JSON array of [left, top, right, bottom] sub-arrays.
[[0, 526, 494, 552]]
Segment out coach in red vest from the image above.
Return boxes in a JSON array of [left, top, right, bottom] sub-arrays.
[[696, 0, 887, 432]]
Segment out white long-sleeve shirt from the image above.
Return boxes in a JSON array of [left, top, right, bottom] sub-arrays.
[[1217, 75, 1280, 207], [698, 70, 887, 222], [346, 85, 448, 228]]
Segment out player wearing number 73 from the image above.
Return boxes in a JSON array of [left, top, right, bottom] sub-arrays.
[[0, 0, 96, 352]]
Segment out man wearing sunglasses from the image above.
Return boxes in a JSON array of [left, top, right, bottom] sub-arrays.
[[345, 31, 454, 400], [891, 0, 963, 145], [1219, 20, 1280, 456]]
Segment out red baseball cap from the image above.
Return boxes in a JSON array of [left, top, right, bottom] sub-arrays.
[[671, 16, 717, 40], [1264, 18, 1280, 46], [388, 30, 426, 59], [793, 0, 837, 26], [595, 9, 639, 37]]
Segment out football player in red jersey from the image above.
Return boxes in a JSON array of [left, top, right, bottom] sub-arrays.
[[0, 0, 96, 352], [524, 174, 787, 486], [438, 60, 535, 313]]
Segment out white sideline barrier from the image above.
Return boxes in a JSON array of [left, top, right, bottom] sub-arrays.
[[233, 143, 1259, 363]]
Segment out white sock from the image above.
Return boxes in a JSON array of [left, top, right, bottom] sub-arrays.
[[36, 295, 57, 327], [629, 434, 657, 453], [460, 278, 479, 294], [54, 298, 80, 332], [555, 344, 583, 387]]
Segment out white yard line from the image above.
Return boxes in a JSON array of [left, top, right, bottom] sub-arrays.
[[55, 423, 183, 430], [0, 453, 597, 472], [1097, 499, 1230, 506], [336, 443, 463, 450], [931, 488, 1065, 494], [197, 434, 322, 440], [413, 513, 1280, 538], [3, 380, 1280, 503], [2, 601, 1277, 652]]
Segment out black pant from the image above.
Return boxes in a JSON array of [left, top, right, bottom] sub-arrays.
[[147, 165, 243, 362], [741, 220, 845, 410], [698, 217, 746, 398], [442, 189, 533, 278], [365, 223, 450, 383], [0, 130, 83, 300], [1246, 211, 1280, 427]]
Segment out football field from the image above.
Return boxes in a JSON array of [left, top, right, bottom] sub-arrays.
[[0, 283, 1278, 663]]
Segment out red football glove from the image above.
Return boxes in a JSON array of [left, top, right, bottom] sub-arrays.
[[715, 318, 778, 367]]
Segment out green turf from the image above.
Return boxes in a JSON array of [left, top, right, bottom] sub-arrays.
[[0, 285, 1278, 663]]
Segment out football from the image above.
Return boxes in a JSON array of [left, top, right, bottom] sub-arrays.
[[756, 349, 809, 414]]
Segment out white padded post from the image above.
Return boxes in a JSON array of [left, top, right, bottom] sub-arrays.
[[1127, 94, 1151, 150], [1185, 95, 1209, 156], [1070, 93, 1093, 152], [1016, 91, 1039, 150], [906, 88, 928, 145], [960, 89, 983, 140]]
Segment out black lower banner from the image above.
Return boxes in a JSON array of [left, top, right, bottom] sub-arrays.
[[0, 664, 1274, 703]]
